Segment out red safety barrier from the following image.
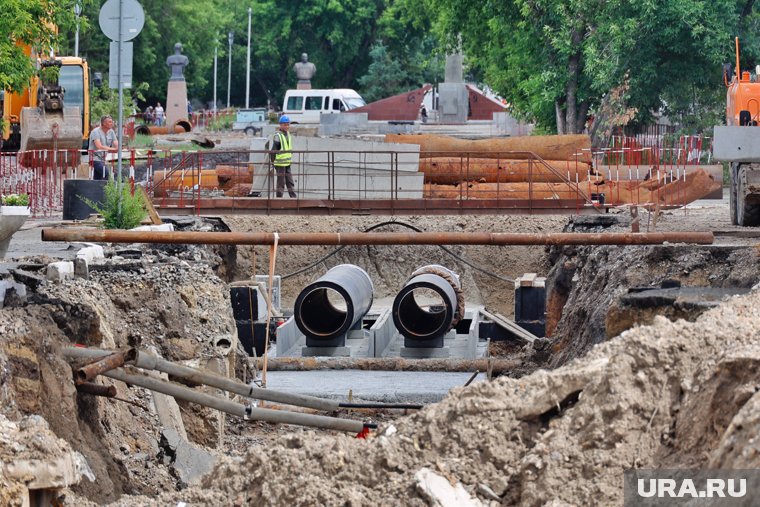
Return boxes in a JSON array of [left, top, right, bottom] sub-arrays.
[[0, 150, 79, 217]]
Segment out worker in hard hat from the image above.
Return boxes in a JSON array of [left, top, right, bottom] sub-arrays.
[[270, 115, 297, 198]]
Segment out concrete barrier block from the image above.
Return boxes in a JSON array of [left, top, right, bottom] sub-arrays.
[[131, 223, 175, 232], [74, 257, 89, 279], [75, 245, 104, 263], [46, 261, 75, 282]]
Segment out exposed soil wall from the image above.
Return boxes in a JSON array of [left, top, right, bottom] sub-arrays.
[[0, 252, 238, 503]]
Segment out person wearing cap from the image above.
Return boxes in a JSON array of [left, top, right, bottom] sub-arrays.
[[270, 115, 297, 198], [88, 114, 119, 180]]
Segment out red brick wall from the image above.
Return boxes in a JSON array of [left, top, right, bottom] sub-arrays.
[[467, 85, 506, 121], [348, 85, 432, 121]]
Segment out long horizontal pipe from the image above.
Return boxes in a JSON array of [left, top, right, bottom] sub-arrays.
[[63, 347, 339, 411], [254, 357, 520, 374], [104, 367, 365, 433], [42, 229, 714, 246]]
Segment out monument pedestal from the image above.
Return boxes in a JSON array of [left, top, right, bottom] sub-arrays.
[[296, 81, 312, 90], [166, 80, 188, 129]]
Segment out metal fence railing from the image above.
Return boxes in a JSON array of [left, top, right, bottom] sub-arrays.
[[2, 145, 719, 217]]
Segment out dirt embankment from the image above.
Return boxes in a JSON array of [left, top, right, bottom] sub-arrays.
[[0, 249, 239, 504], [117, 286, 760, 506], [545, 216, 760, 368]]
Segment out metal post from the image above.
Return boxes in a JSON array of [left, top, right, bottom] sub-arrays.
[[74, 2, 82, 57], [227, 31, 233, 109], [117, 0, 124, 203], [213, 43, 218, 114], [245, 7, 252, 109]]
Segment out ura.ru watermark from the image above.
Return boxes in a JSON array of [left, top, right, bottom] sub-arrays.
[[624, 470, 759, 506]]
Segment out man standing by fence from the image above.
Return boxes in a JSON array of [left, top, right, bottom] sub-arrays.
[[88, 115, 119, 180], [270, 115, 297, 198]]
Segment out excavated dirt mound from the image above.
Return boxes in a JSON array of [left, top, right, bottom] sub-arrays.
[[116, 287, 760, 506]]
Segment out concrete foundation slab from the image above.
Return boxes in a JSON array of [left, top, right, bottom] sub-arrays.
[[246, 137, 423, 199], [400, 347, 451, 359], [265, 370, 487, 403], [301, 346, 352, 357]]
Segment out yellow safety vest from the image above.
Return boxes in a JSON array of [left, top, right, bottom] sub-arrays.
[[274, 131, 292, 167]]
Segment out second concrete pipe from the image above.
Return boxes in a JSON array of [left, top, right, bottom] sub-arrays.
[[294, 264, 374, 343], [392, 265, 463, 344]]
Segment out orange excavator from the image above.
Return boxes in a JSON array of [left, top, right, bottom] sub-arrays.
[[713, 37, 760, 225], [1, 43, 90, 153]]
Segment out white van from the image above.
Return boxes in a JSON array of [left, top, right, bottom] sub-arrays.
[[282, 89, 366, 123]]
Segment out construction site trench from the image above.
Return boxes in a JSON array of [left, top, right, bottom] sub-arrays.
[[2, 202, 760, 505]]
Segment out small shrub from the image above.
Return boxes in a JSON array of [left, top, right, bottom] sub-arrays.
[[1, 193, 30, 206], [81, 178, 148, 229], [207, 114, 234, 131]]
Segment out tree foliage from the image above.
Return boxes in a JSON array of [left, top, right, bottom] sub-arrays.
[[0, 0, 78, 93], [429, 0, 758, 135], [7, 0, 760, 137]]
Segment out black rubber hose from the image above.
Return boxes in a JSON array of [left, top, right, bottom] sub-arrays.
[[340, 402, 423, 410], [281, 220, 514, 283]]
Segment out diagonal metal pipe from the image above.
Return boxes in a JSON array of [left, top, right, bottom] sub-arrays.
[[64, 347, 339, 411], [42, 229, 715, 246], [102, 367, 366, 433]]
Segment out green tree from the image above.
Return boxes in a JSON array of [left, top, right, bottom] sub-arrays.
[[57, 0, 437, 111], [0, 0, 77, 93], [430, 0, 749, 135], [358, 43, 408, 102], [64, 0, 231, 108]]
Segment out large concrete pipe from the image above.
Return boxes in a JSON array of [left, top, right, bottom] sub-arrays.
[[392, 265, 464, 348], [294, 264, 374, 347]]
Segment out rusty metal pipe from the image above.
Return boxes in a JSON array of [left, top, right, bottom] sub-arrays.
[[75, 381, 117, 397], [253, 357, 521, 374], [135, 124, 191, 136], [42, 229, 714, 246], [76, 349, 137, 382]]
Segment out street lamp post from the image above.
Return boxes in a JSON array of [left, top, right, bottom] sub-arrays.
[[245, 7, 252, 109], [227, 31, 233, 109], [213, 42, 218, 114], [74, 2, 82, 57]]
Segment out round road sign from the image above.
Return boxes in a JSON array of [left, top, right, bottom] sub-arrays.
[[99, 0, 145, 42]]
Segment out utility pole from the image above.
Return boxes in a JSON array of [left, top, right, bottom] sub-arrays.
[[74, 2, 82, 57], [213, 42, 218, 114], [245, 7, 252, 109], [227, 31, 233, 108]]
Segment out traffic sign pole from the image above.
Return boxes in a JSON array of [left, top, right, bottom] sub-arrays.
[[99, 0, 144, 213], [117, 0, 124, 194]]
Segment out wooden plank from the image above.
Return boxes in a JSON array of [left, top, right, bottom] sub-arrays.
[[139, 186, 163, 225], [480, 309, 538, 344]]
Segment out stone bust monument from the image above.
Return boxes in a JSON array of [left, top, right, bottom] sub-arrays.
[[166, 43, 189, 82], [293, 53, 316, 87]]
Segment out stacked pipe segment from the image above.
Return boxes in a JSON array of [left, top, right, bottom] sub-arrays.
[[385, 133, 593, 163], [392, 265, 461, 341]]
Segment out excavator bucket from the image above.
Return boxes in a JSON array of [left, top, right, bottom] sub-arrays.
[[20, 106, 82, 152]]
